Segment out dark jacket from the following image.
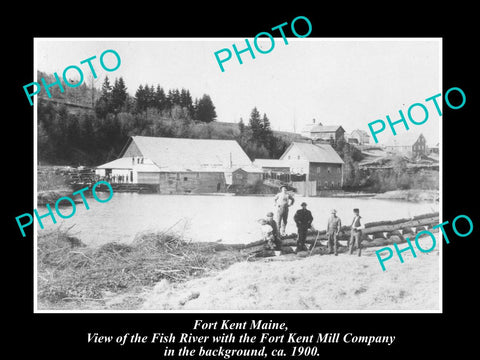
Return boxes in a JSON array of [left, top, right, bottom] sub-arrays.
[[294, 209, 313, 228]]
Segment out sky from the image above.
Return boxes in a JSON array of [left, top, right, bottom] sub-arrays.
[[35, 38, 441, 145]]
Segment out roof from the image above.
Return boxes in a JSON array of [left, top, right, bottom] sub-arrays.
[[225, 165, 263, 174], [121, 136, 253, 170], [310, 125, 344, 133], [96, 157, 162, 172], [383, 133, 426, 147], [280, 142, 344, 164], [253, 159, 292, 168], [96, 157, 134, 169], [351, 129, 370, 137]]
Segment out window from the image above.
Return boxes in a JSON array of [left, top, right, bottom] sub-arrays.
[[327, 167, 331, 174], [176, 173, 180, 180], [184, 177, 188, 181], [297, 155, 300, 160], [288, 155, 291, 159], [196, 172, 200, 178], [316, 167, 321, 174]]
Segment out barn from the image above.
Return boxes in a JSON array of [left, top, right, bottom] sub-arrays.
[[95, 136, 256, 194]]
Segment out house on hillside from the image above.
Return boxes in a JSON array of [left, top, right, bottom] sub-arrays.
[[347, 129, 371, 145], [384, 133, 428, 158], [95, 136, 258, 193], [301, 119, 345, 144], [280, 142, 344, 190], [429, 142, 439, 155]]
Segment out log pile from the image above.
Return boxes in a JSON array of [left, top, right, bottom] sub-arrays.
[[214, 212, 439, 256]]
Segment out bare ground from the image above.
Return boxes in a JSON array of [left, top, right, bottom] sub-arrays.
[[139, 235, 440, 311]]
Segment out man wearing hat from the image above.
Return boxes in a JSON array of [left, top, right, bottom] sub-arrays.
[[326, 209, 342, 255], [265, 211, 281, 249], [349, 208, 365, 256], [273, 185, 295, 236], [294, 202, 313, 252]]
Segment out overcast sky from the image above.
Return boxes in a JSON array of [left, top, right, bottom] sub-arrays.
[[35, 38, 441, 145]]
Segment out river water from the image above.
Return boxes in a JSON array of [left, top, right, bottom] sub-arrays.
[[38, 193, 439, 246]]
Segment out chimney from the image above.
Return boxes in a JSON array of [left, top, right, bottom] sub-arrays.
[[312, 118, 316, 124]]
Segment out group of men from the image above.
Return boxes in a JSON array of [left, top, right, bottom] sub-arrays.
[[261, 185, 365, 256]]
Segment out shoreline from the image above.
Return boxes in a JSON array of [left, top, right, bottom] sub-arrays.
[[37, 188, 439, 202], [37, 211, 439, 311]]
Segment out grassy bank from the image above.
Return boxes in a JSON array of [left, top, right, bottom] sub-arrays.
[[37, 228, 248, 310]]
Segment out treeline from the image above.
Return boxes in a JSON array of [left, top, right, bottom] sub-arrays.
[[37, 72, 288, 166], [238, 107, 289, 160]]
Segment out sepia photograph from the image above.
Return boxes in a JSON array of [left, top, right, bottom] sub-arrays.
[[33, 38, 441, 312]]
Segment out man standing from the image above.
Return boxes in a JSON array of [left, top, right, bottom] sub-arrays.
[[327, 209, 342, 255], [349, 208, 365, 256], [294, 202, 313, 252], [274, 185, 295, 236]]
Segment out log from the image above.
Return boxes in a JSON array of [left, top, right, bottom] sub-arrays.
[[213, 213, 440, 254]]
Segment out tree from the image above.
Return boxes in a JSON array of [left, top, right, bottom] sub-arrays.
[[101, 76, 112, 98], [155, 85, 166, 110], [248, 107, 263, 141], [180, 88, 194, 117], [196, 94, 217, 123], [134, 84, 146, 112], [95, 76, 113, 118], [238, 117, 245, 134], [111, 77, 128, 113]]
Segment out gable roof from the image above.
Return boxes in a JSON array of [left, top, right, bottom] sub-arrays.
[[280, 142, 344, 164], [384, 133, 426, 147], [310, 125, 344, 133], [120, 136, 252, 170], [351, 129, 370, 137], [96, 157, 161, 172]]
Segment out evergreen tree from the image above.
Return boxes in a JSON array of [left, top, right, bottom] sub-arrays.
[[238, 117, 245, 134], [101, 76, 112, 98], [135, 84, 146, 112], [248, 107, 263, 141], [111, 77, 128, 113], [180, 88, 194, 117], [95, 76, 113, 118], [155, 85, 166, 110], [196, 94, 217, 123]]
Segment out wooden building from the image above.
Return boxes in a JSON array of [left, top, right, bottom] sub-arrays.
[[301, 119, 345, 144], [280, 142, 344, 190], [224, 166, 263, 186], [95, 136, 256, 194], [384, 133, 428, 158], [347, 129, 371, 145]]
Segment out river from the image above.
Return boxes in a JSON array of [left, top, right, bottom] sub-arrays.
[[37, 193, 439, 246]]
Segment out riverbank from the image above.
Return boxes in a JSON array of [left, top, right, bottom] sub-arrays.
[[37, 220, 440, 311], [373, 189, 439, 202], [37, 228, 249, 310], [142, 234, 440, 311]]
